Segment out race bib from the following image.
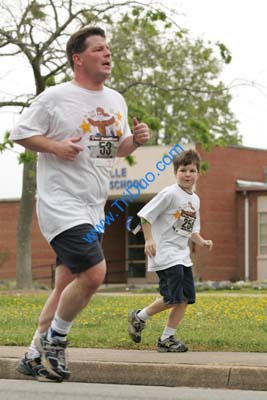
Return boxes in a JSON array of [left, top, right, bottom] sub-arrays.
[[173, 211, 196, 237], [88, 136, 119, 166]]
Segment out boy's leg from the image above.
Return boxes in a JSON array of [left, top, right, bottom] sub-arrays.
[[164, 301, 188, 331], [157, 265, 195, 352], [158, 301, 188, 351], [129, 265, 195, 348], [128, 298, 172, 343], [128, 267, 185, 344]]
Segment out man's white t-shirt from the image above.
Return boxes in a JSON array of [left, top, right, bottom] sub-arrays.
[[138, 184, 200, 272], [11, 82, 131, 242]]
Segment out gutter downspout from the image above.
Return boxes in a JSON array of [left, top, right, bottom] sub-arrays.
[[244, 191, 249, 281]]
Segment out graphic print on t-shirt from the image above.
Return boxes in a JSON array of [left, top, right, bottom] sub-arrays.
[[80, 107, 123, 165], [172, 201, 197, 237]]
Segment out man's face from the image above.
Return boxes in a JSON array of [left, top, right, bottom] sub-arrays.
[[73, 35, 112, 81]]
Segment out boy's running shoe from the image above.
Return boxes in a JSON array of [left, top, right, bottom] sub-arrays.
[[35, 333, 70, 380], [16, 353, 63, 382], [128, 309, 146, 343], [157, 336, 188, 352]]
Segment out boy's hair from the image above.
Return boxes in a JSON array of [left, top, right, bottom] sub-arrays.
[[66, 26, 106, 70], [173, 149, 201, 173]]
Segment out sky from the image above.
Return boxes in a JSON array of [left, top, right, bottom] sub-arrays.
[[0, 0, 267, 199]]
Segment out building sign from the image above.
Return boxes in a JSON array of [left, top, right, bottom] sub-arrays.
[[110, 168, 139, 190]]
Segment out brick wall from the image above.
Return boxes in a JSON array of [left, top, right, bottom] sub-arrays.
[[195, 144, 267, 281], [102, 201, 127, 283], [1, 144, 267, 284], [0, 200, 126, 284], [0, 200, 55, 282]]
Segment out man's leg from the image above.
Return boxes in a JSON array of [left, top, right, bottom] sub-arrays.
[[17, 265, 74, 381], [55, 260, 106, 321], [35, 260, 106, 379], [38, 265, 75, 333]]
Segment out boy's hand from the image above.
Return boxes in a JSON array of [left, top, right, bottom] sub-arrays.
[[144, 239, 156, 257], [203, 239, 213, 251]]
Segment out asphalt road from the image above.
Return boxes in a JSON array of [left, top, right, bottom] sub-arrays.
[[1, 380, 267, 400]]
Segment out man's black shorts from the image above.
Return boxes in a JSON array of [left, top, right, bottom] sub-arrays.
[[50, 223, 104, 274], [156, 264, 196, 305]]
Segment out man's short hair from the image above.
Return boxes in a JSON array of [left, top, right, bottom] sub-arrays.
[[66, 26, 106, 70], [173, 149, 201, 173]]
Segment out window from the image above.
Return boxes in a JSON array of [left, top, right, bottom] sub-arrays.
[[127, 202, 146, 278], [259, 212, 267, 255]]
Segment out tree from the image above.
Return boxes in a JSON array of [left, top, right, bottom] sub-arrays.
[[0, 0, 240, 288], [109, 8, 240, 149], [0, 0, 151, 288]]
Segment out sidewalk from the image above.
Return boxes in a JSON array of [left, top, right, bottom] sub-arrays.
[[0, 346, 267, 390]]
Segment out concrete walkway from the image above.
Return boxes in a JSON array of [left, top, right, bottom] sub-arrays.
[[0, 346, 267, 391]]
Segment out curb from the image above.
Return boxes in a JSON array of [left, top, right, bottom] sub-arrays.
[[1, 358, 267, 390]]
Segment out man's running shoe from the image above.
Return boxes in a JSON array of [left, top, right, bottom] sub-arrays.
[[35, 333, 70, 380], [128, 309, 146, 343], [16, 353, 63, 382], [157, 336, 188, 352]]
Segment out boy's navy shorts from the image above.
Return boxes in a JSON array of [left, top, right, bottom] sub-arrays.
[[156, 264, 196, 305], [50, 223, 104, 274]]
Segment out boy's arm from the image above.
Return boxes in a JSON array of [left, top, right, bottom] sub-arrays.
[[191, 232, 213, 251], [141, 218, 156, 257]]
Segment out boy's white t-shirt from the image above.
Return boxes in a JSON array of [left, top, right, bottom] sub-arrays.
[[138, 184, 200, 272], [11, 82, 131, 242]]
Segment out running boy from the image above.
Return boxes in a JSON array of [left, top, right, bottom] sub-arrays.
[[128, 149, 213, 352]]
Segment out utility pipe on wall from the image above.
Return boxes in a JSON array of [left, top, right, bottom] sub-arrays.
[[244, 192, 249, 281]]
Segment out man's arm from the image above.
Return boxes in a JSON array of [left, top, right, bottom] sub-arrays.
[[14, 135, 84, 161], [116, 117, 150, 157]]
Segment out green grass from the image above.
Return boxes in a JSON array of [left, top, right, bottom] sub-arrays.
[[0, 293, 267, 352]]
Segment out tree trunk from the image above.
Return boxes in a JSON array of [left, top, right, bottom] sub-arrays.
[[16, 154, 37, 289]]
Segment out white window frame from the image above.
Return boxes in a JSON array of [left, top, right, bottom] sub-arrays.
[[258, 212, 267, 256]]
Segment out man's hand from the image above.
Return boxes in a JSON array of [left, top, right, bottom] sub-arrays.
[[53, 136, 84, 161], [132, 117, 150, 146]]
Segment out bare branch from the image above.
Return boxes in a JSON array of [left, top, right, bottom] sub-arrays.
[[117, 79, 227, 95], [0, 50, 21, 56], [43, 61, 69, 80], [0, 101, 30, 107], [17, 2, 33, 33], [0, 2, 18, 26], [49, 0, 59, 29], [39, 1, 149, 55]]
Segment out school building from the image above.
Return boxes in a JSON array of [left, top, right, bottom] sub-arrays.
[[1, 143, 267, 285]]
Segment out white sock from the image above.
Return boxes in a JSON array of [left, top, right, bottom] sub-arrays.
[[47, 313, 73, 341], [137, 308, 150, 322], [161, 326, 176, 342], [27, 329, 41, 359]]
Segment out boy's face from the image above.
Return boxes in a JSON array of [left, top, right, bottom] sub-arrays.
[[175, 163, 199, 192]]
